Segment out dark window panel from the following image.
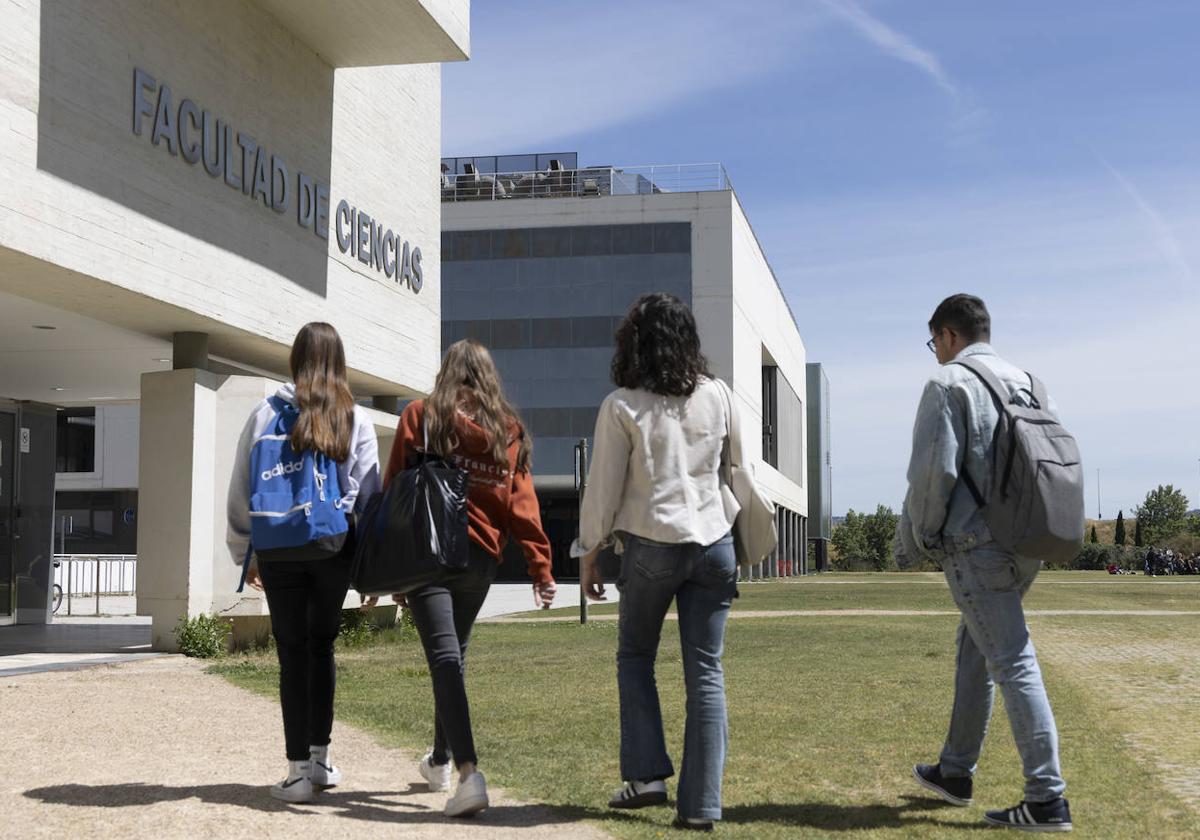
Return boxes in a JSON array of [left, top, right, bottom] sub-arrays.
[[527, 407, 572, 438], [462, 320, 492, 345], [611, 224, 654, 254], [532, 317, 572, 348], [452, 230, 492, 261], [491, 318, 531, 349], [571, 316, 615, 348], [653, 223, 691, 253], [571, 407, 600, 438], [441, 231, 453, 261], [572, 225, 612, 256], [494, 228, 531, 259], [531, 227, 572, 258]]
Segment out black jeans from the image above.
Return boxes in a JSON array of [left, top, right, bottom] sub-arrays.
[[406, 543, 497, 768], [259, 551, 352, 761]]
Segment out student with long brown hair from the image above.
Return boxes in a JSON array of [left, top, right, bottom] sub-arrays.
[[379, 338, 556, 817], [227, 322, 380, 803]]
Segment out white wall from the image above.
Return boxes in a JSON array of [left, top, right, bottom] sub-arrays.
[[55, 403, 140, 492], [0, 0, 446, 396]]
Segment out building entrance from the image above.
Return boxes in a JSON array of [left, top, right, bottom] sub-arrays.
[[1, 409, 14, 623]]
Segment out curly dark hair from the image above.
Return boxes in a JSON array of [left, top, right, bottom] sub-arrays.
[[611, 293, 711, 396]]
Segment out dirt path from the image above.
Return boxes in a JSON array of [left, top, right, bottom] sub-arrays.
[[1, 657, 610, 840]]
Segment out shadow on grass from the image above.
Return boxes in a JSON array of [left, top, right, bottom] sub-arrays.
[[720, 796, 991, 832], [23, 783, 576, 828]]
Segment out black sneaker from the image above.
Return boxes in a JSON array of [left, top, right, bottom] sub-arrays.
[[672, 816, 714, 832], [609, 779, 668, 809], [912, 763, 973, 807], [983, 798, 1073, 832]]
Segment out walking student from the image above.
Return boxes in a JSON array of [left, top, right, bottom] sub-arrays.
[[577, 293, 740, 833], [227, 322, 381, 803], [378, 338, 557, 817], [900, 294, 1078, 832]]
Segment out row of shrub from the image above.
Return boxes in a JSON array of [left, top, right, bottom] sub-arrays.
[[174, 602, 416, 659]]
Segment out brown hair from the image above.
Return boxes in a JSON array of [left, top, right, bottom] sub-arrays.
[[426, 339, 531, 473], [288, 322, 355, 462], [611, 293, 711, 396]]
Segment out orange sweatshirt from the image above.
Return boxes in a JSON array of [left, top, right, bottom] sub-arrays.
[[383, 400, 554, 585]]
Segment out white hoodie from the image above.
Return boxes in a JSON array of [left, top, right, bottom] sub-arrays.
[[226, 383, 381, 565]]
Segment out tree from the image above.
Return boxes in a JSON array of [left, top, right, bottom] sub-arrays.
[[1134, 516, 1144, 547], [1114, 510, 1126, 546], [831, 505, 901, 571], [1134, 485, 1190, 546], [1090, 525, 1098, 544]]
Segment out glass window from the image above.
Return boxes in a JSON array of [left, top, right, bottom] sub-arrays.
[[572, 226, 611, 257], [463, 320, 492, 345], [491, 319, 531, 349], [440, 231, 453, 261], [612, 224, 654, 254], [498, 154, 536, 173], [572, 316, 615, 348], [56, 408, 95, 473], [494, 228, 530, 259], [654, 223, 691, 253], [571, 407, 600, 438], [531, 227, 572, 258], [452, 230, 492, 261], [532, 318, 572, 348]]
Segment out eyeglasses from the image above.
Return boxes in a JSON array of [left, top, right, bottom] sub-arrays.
[[926, 336, 937, 354]]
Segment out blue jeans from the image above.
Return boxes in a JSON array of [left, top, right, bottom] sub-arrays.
[[939, 549, 1066, 802], [615, 531, 737, 822]]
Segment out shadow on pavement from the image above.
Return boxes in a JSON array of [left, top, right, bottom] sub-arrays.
[[24, 783, 580, 827]]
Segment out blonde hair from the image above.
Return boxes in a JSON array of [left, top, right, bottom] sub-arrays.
[[426, 339, 531, 473]]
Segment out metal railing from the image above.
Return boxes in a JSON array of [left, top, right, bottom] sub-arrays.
[[53, 555, 137, 616], [441, 163, 730, 202]]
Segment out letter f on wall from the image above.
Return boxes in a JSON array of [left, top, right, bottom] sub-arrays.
[[132, 67, 157, 136]]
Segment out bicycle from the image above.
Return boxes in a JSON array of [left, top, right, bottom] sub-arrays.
[[51, 559, 63, 614]]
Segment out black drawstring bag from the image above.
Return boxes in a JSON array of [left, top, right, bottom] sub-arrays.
[[351, 420, 469, 596]]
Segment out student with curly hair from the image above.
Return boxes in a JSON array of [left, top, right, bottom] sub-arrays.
[[577, 292, 740, 832]]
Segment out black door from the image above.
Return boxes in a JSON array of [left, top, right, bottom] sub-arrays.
[[14, 404, 56, 623], [0, 410, 14, 621]]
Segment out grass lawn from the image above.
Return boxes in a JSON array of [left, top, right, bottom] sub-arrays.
[[212, 572, 1200, 837]]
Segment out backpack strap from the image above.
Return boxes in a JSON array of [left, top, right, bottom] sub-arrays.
[[715, 378, 742, 483], [950, 356, 1011, 412], [236, 542, 253, 593], [1026, 372, 1049, 412]]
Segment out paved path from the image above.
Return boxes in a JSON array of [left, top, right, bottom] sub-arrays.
[[2, 657, 611, 840], [484, 607, 1200, 623]]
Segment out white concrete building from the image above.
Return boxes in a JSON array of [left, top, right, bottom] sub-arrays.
[[441, 157, 812, 578], [0, 0, 469, 647]]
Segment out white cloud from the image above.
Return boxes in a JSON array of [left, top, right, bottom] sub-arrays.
[[1096, 154, 1195, 286], [442, 1, 822, 154], [818, 0, 960, 99]]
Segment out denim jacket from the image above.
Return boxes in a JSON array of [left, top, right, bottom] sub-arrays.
[[897, 343, 1058, 564]]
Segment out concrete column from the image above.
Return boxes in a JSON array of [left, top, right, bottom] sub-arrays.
[[172, 332, 210, 370]]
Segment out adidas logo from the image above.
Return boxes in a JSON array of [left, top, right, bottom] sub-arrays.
[[262, 460, 306, 481]]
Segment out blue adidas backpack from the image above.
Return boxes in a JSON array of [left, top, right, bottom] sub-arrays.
[[237, 396, 349, 591]]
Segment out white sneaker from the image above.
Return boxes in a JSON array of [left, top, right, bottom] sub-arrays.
[[418, 750, 452, 792], [270, 760, 315, 803], [310, 745, 342, 787], [444, 771, 489, 818]]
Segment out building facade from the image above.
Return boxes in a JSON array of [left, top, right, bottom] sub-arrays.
[[0, 0, 469, 646], [441, 159, 813, 579]]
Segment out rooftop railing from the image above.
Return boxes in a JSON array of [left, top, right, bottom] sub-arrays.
[[441, 162, 731, 202]]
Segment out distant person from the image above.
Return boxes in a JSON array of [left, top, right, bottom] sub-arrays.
[[372, 339, 556, 817], [577, 293, 740, 833], [228, 322, 381, 803], [898, 294, 1075, 832]]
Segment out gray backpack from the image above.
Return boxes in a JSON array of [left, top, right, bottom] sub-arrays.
[[952, 357, 1085, 564]]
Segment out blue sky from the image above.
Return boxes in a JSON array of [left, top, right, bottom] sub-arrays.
[[443, 0, 1200, 518]]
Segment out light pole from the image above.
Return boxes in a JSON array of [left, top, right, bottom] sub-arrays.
[[1096, 468, 1102, 520]]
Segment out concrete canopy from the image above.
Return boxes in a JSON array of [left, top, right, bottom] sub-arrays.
[[253, 0, 470, 67]]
